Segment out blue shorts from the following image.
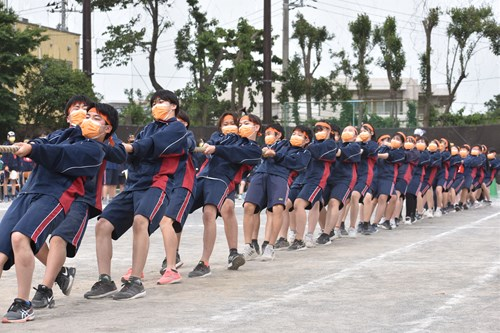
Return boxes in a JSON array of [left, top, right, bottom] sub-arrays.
[[104, 169, 120, 185], [463, 175, 473, 190], [190, 177, 230, 214], [434, 176, 447, 188], [51, 201, 90, 257], [450, 176, 465, 192], [376, 179, 395, 197], [367, 181, 378, 197], [226, 190, 236, 202], [288, 185, 304, 205], [353, 182, 370, 202], [100, 187, 169, 240], [244, 173, 288, 213], [328, 183, 352, 209], [297, 184, 323, 210], [164, 187, 194, 229], [395, 179, 408, 195], [420, 183, 432, 196], [0, 194, 65, 271]]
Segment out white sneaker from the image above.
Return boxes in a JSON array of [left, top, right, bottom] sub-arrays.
[[287, 230, 296, 243], [471, 201, 481, 209], [332, 228, 342, 239], [423, 209, 434, 219], [304, 233, 316, 248], [434, 209, 442, 217], [260, 245, 275, 261], [404, 217, 413, 225], [243, 244, 259, 261], [389, 219, 397, 229], [348, 227, 357, 238]]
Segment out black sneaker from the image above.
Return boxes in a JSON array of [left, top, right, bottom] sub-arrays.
[[159, 252, 184, 275], [188, 261, 211, 278], [55, 266, 76, 296], [379, 220, 392, 230], [316, 233, 332, 245], [227, 252, 245, 270], [339, 222, 348, 236], [2, 299, 34, 323], [252, 240, 260, 255], [84, 279, 117, 299], [31, 284, 55, 309], [113, 280, 146, 301], [288, 239, 306, 251], [361, 222, 370, 235], [274, 237, 290, 250], [364, 224, 378, 235]]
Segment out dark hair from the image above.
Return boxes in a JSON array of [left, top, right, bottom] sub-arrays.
[[292, 125, 313, 142], [88, 102, 119, 140], [241, 114, 262, 127], [361, 123, 376, 140], [177, 109, 190, 129], [489, 147, 497, 153], [265, 123, 284, 136], [150, 89, 180, 116], [418, 136, 429, 145], [331, 123, 341, 134], [64, 95, 93, 116], [217, 112, 238, 130], [393, 132, 405, 142]]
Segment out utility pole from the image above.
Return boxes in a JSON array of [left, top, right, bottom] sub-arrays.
[[82, 0, 92, 80], [263, 0, 272, 124], [60, 0, 67, 31], [282, 0, 289, 74]]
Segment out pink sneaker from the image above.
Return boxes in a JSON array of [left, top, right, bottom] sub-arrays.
[[157, 269, 182, 285], [121, 267, 144, 283]]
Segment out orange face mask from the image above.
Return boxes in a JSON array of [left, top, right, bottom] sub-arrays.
[[221, 125, 238, 135], [265, 134, 277, 145], [416, 142, 426, 151], [391, 139, 402, 149], [152, 104, 173, 121], [404, 142, 414, 150], [358, 132, 370, 142], [315, 131, 328, 141], [341, 131, 355, 142], [81, 119, 104, 140], [69, 109, 87, 126], [471, 149, 479, 156], [451, 147, 459, 156], [459, 150, 468, 158], [290, 134, 304, 147], [487, 153, 495, 159], [239, 124, 255, 138], [428, 143, 438, 152]]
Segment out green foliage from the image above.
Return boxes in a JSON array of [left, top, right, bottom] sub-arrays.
[[19, 57, 97, 135], [0, 3, 47, 138], [485, 94, 500, 118], [120, 88, 151, 125], [367, 113, 394, 128], [406, 100, 418, 128]]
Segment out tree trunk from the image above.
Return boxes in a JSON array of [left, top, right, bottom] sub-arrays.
[[148, 1, 163, 91]]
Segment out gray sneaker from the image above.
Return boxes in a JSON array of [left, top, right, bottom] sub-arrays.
[[112, 280, 146, 301], [288, 239, 306, 251], [274, 237, 290, 250], [31, 284, 55, 309], [84, 279, 117, 299], [188, 261, 211, 278], [227, 253, 245, 270], [2, 298, 35, 323]]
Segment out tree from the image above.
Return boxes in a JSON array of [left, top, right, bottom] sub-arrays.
[[175, 0, 229, 126], [120, 88, 151, 125], [348, 14, 373, 125], [19, 57, 97, 136], [278, 55, 305, 126], [0, 3, 47, 138], [374, 16, 406, 127], [292, 13, 333, 120], [406, 100, 418, 128], [485, 94, 500, 120], [90, 0, 174, 91], [419, 7, 440, 127], [444, 5, 500, 114]]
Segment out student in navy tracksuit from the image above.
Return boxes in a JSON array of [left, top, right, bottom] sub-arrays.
[[418, 139, 441, 218], [350, 124, 378, 236], [323, 126, 361, 240], [482, 148, 500, 203], [30, 104, 126, 310], [85, 89, 188, 301], [445, 144, 462, 209], [0, 107, 115, 323], [434, 138, 451, 216], [292, 121, 336, 246], [157, 109, 196, 285], [189, 114, 262, 278], [455, 145, 482, 210], [450, 145, 469, 210], [393, 135, 419, 225], [469, 145, 487, 207], [243, 123, 311, 256]]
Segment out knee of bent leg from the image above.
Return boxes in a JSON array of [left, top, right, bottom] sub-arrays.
[[95, 218, 114, 236], [11, 231, 30, 250]]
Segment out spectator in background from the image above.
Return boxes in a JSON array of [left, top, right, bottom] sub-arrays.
[[19, 139, 35, 189], [102, 161, 120, 205], [2, 131, 20, 202]]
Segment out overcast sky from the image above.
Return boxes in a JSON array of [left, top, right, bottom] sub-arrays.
[[10, 0, 500, 113]]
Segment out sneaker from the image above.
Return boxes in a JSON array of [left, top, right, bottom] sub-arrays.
[[287, 230, 296, 243], [188, 261, 211, 278], [159, 252, 184, 275], [364, 224, 378, 235], [361, 222, 370, 235], [390, 219, 397, 229], [157, 269, 182, 285], [357, 222, 364, 234], [243, 244, 259, 261], [304, 233, 316, 248], [261, 242, 268, 255], [434, 209, 442, 217], [251, 240, 260, 255], [227, 252, 245, 270], [483, 200, 492, 206], [2, 298, 35, 323], [331, 228, 342, 239], [121, 267, 145, 284], [113, 280, 146, 300], [348, 227, 357, 238], [379, 220, 392, 230], [471, 201, 481, 209], [339, 222, 348, 235], [423, 209, 434, 219], [463, 203, 469, 210], [260, 245, 275, 261], [274, 237, 290, 250], [288, 239, 306, 251], [316, 233, 332, 245], [55, 266, 76, 296], [31, 284, 55, 309], [404, 216, 413, 225], [84, 279, 118, 299]]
